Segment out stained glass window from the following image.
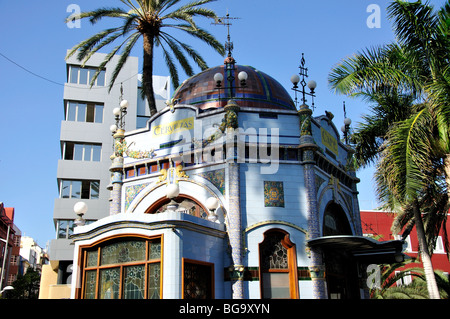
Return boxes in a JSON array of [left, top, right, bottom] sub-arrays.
[[153, 198, 208, 219], [260, 232, 288, 270], [84, 270, 97, 299], [101, 240, 146, 265], [148, 263, 161, 299], [80, 237, 161, 299], [183, 260, 213, 299], [86, 250, 98, 267], [259, 230, 298, 299], [123, 265, 145, 299], [100, 268, 120, 299]]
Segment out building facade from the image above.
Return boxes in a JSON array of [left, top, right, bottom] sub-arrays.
[[69, 54, 404, 299], [0, 203, 21, 290], [19, 236, 48, 275], [40, 52, 170, 299]]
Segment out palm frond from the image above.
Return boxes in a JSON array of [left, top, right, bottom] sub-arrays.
[[157, 0, 183, 15], [65, 27, 123, 60], [67, 7, 128, 24], [120, 0, 146, 19], [350, 89, 415, 167], [158, 38, 180, 88], [329, 44, 424, 98], [166, 23, 225, 55], [108, 32, 141, 92], [158, 33, 194, 77], [375, 107, 434, 206], [160, 31, 208, 70]]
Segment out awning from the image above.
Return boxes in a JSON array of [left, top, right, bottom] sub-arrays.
[[307, 235, 407, 264]]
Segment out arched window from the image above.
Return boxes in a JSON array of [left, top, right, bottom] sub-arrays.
[[323, 203, 352, 236], [78, 235, 162, 299], [259, 229, 299, 299], [145, 196, 208, 219]]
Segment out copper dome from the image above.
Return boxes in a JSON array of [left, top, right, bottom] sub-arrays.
[[172, 65, 296, 111]]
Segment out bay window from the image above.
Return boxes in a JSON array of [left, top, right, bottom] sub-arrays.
[[78, 236, 162, 299]]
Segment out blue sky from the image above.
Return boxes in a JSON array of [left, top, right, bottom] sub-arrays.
[[0, 0, 446, 248]]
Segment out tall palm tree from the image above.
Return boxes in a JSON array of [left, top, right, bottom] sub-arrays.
[[375, 108, 442, 298], [66, 0, 225, 116], [329, 0, 450, 299]]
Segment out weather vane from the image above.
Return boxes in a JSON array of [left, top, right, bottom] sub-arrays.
[[212, 10, 241, 58]]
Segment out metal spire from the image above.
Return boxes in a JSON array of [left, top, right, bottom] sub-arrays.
[[212, 10, 241, 58]]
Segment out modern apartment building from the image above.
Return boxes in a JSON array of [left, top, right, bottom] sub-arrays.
[[40, 52, 170, 299]]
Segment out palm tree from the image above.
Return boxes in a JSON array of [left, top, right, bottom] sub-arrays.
[[329, 0, 450, 299], [66, 0, 225, 116], [375, 110, 441, 298]]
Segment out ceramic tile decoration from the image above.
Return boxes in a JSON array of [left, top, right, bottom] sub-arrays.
[[264, 181, 285, 207], [196, 169, 225, 195]]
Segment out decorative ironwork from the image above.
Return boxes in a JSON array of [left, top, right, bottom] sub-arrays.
[[260, 232, 288, 270], [212, 11, 241, 59], [291, 53, 316, 110], [183, 262, 213, 299]]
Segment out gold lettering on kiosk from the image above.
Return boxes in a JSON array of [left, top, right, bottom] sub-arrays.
[[321, 127, 338, 155], [152, 117, 194, 137]]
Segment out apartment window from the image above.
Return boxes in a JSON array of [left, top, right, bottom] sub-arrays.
[[395, 271, 412, 286], [60, 180, 100, 199], [434, 236, 445, 254], [57, 219, 94, 239], [66, 101, 104, 123], [10, 255, 19, 266], [79, 236, 162, 299], [395, 235, 412, 252], [57, 220, 75, 239], [68, 65, 105, 86], [14, 235, 20, 246], [63, 142, 101, 162], [259, 229, 299, 299]]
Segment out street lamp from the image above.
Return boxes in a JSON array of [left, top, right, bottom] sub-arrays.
[[74, 201, 87, 227], [109, 85, 129, 215], [341, 102, 352, 144], [206, 197, 219, 222], [213, 55, 249, 106], [111, 99, 128, 133], [166, 183, 180, 211]]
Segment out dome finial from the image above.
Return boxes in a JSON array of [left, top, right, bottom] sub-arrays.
[[212, 10, 241, 60]]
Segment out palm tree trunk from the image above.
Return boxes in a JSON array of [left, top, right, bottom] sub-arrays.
[[412, 200, 440, 299], [143, 32, 158, 116], [444, 154, 450, 204]]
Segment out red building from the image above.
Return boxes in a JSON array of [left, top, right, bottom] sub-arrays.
[[360, 210, 450, 283], [0, 202, 21, 290]]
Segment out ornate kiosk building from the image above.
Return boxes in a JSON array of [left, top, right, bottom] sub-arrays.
[[69, 53, 404, 299]]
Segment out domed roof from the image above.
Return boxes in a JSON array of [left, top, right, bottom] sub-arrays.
[[172, 65, 296, 111]]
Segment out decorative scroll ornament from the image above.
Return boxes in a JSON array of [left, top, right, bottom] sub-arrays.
[[158, 165, 189, 184], [115, 140, 157, 159], [165, 98, 179, 113]]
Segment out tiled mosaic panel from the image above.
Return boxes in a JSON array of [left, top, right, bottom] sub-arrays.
[[196, 169, 225, 195], [264, 181, 285, 207], [125, 183, 150, 211]]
